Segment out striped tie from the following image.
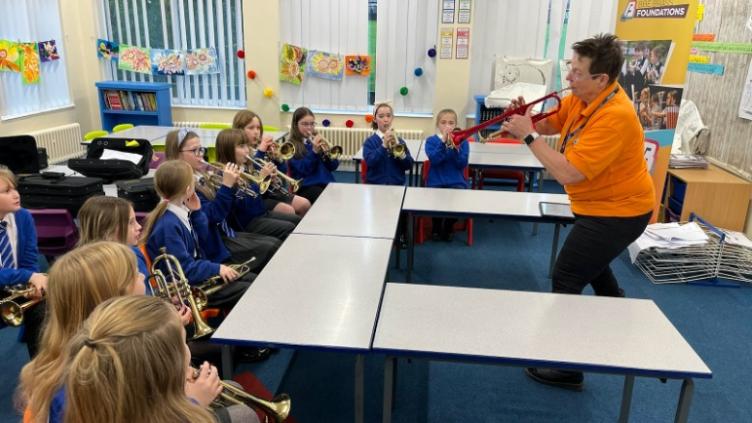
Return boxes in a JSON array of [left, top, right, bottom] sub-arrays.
[[0, 221, 15, 269], [220, 220, 236, 238]]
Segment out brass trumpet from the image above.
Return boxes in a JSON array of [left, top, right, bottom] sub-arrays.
[[193, 256, 255, 299], [384, 128, 407, 159], [246, 154, 301, 193], [268, 139, 296, 162], [150, 248, 214, 340], [191, 367, 292, 422], [201, 160, 271, 195], [312, 131, 343, 161], [0, 284, 44, 327]]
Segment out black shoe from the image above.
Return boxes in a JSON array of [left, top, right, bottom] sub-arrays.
[[525, 367, 584, 391], [398, 234, 408, 249], [236, 347, 272, 363]]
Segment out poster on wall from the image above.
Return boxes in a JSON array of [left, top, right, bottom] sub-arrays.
[[455, 27, 470, 59], [615, 0, 698, 221], [738, 58, 752, 120], [458, 0, 472, 24], [440, 28, 453, 59], [442, 0, 455, 24]]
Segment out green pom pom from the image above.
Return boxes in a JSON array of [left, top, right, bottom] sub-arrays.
[[399, 86, 409, 96], [281, 103, 290, 112]]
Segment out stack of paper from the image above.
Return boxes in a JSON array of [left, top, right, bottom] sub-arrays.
[[669, 154, 708, 169]]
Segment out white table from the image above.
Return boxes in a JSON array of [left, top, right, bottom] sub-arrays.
[[402, 187, 573, 281], [293, 183, 406, 239], [374, 283, 712, 423], [352, 139, 423, 185], [104, 125, 174, 142], [212, 234, 394, 423], [469, 141, 531, 155]]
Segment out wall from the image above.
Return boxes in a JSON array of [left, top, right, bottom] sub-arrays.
[[0, 0, 101, 136], [684, 0, 752, 236]]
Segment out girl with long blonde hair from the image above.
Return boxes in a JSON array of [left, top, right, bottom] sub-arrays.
[[17, 241, 146, 423], [61, 296, 219, 423]]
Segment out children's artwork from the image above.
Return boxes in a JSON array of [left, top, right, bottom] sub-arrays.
[[345, 55, 371, 76], [96, 39, 119, 61], [307, 50, 344, 80], [279, 43, 306, 85], [18, 43, 41, 85], [151, 48, 185, 75], [185, 48, 219, 75], [38, 40, 60, 62], [118, 44, 152, 74], [0, 40, 22, 72]]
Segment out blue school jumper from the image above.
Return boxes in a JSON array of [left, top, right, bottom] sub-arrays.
[[195, 183, 237, 263], [362, 132, 414, 185], [0, 208, 40, 286], [146, 209, 220, 285], [424, 135, 469, 189], [254, 148, 289, 174], [288, 141, 339, 187]]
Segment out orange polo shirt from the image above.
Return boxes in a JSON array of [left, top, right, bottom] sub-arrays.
[[546, 81, 655, 217]]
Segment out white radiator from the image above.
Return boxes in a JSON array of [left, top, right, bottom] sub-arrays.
[[28, 123, 86, 164], [175, 121, 424, 160]]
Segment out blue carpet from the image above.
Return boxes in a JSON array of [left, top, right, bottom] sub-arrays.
[[1, 172, 750, 422]]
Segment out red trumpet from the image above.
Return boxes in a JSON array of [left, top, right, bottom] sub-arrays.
[[449, 89, 570, 145]]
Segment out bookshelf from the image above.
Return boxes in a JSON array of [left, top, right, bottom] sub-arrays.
[[96, 81, 173, 131]]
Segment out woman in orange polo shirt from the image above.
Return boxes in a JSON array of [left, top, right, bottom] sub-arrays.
[[503, 34, 655, 391]]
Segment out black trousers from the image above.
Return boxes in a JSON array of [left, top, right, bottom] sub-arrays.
[[222, 232, 280, 273], [552, 211, 651, 296], [244, 211, 299, 241], [297, 184, 326, 204]]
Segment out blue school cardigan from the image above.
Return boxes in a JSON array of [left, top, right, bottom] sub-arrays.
[[424, 135, 469, 189], [362, 133, 414, 185]]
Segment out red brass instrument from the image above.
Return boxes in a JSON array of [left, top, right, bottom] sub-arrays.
[[449, 89, 569, 145]]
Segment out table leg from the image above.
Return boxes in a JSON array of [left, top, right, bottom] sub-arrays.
[[355, 354, 364, 423], [549, 223, 561, 278], [407, 213, 415, 282], [354, 159, 361, 183], [383, 357, 395, 423], [674, 379, 694, 423], [618, 375, 635, 423], [221, 345, 233, 380]]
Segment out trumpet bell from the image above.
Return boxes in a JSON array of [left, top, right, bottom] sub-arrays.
[[276, 141, 295, 161], [327, 145, 343, 161], [0, 301, 24, 326]]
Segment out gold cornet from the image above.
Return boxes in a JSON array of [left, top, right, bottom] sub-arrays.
[[194, 256, 255, 298], [191, 367, 292, 422], [384, 128, 407, 159], [269, 139, 296, 162], [201, 160, 271, 195], [312, 131, 343, 161], [0, 284, 44, 327], [150, 248, 214, 340], [246, 154, 301, 193]]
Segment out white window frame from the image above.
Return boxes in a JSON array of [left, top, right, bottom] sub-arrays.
[[0, 0, 73, 120], [98, 0, 246, 108]]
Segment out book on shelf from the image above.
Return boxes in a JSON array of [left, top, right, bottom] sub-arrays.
[[105, 90, 123, 110]]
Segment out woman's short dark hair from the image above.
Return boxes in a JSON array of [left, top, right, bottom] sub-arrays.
[[571, 33, 624, 84]]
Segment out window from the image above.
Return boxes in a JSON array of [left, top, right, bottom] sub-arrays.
[[280, 0, 370, 113], [0, 0, 72, 120], [99, 0, 246, 108], [375, 0, 438, 114], [279, 0, 437, 114], [467, 0, 616, 115]]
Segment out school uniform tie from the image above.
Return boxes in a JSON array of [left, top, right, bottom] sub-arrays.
[[187, 216, 202, 259], [220, 219, 236, 238], [0, 221, 16, 269]]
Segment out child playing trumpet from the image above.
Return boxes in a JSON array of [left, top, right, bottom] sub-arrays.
[[362, 102, 414, 185]]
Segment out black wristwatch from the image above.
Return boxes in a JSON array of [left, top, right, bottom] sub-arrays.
[[523, 131, 540, 146]]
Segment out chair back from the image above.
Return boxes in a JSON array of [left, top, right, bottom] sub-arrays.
[[198, 122, 231, 130], [28, 209, 79, 257], [150, 151, 166, 169], [112, 123, 135, 133], [360, 160, 368, 183]]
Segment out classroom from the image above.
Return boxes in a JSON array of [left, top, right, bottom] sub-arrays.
[[1, 0, 751, 422]]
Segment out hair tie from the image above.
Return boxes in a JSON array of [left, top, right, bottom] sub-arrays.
[[83, 338, 97, 348], [177, 128, 190, 147]]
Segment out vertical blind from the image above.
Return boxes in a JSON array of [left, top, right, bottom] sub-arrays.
[[0, 0, 72, 119], [279, 0, 370, 112], [375, 0, 438, 114], [467, 0, 616, 115], [99, 0, 246, 108]]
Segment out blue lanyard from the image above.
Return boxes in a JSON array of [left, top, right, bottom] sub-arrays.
[[559, 86, 619, 154]]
